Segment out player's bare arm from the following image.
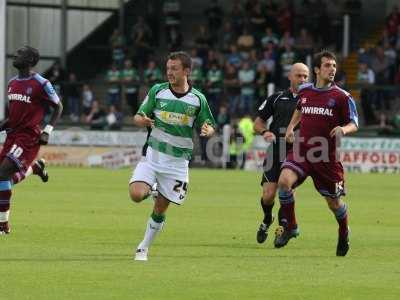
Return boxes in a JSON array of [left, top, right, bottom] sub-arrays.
[[254, 117, 276, 142], [285, 109, 302, 143], [329, 122, 358, 138], [39, 92, 63, 146], [133, 113, 155, 128], [200, 122, 215, 137]]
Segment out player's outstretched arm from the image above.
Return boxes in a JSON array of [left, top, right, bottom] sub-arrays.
[[329, 122, 358, 137], [39, 101, 63, 145], [285, 109, 302, 143], [254, 117, 276, 142], [133, 114, 154, 128]]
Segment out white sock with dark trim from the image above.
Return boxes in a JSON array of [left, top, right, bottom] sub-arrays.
[[137, 213, 165, 249], [0, 210, 10, 222]]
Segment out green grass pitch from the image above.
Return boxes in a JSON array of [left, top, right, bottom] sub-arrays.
[[2, 167, 400, 299]]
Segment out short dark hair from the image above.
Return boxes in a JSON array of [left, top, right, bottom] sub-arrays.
[[168, 51, 192, 70], [313, 50, 336, 69], [23, 45, 40, 67]]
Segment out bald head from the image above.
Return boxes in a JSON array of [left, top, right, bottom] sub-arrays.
[[288, 63, 310, 92], [290, 63, 309, 74]]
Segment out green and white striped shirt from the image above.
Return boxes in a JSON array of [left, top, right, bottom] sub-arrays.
[[137, 82, 216, 160]]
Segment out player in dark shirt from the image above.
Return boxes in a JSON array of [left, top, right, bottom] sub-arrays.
[[275, 51, 358, 256], [0, 46, 63, 234], [254, 63, 309, 244]]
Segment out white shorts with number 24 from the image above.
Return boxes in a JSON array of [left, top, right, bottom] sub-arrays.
[[129, 147, 189, 204]]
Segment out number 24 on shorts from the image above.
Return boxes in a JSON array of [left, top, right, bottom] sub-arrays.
[[173, 180, 188, 200]]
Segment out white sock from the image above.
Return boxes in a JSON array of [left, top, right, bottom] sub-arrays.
[[138, 217, 164, 249], [0, 210, 10, 222], [25, 166, 33, 177]]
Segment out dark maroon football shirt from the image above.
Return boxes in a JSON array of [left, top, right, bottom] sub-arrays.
[[7, 73, 60, 135], [296, 83, 358, 160]]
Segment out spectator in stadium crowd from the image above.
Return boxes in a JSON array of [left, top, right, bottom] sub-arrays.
[[344, 0, 363, 48], [379, 29, 397, 47], [216, 103, 230, 131], [238, 61, 256, 115], [190, 47, 205, 68], [357, 47, 372, 65], [238, 114, 254, 169], [266, 40, 279, 59], [264, 0, 279, 32], [390, 113, 400, 136], [145, 1, 160, 46], [130, 21, 152, 68], [223, 62, 240, 116], [106, 63, 121, 108], [326, 1, 344, 50], [386, 16, 398, 38], [229, 0, 245, 34], [357, 62, 377, 125], [106, 105, 124, 130], [109, 29, 126, 67], [144, 60, 163, 87], [383, 41, 397, 66], [167, 26, 183, 52], [190, 48, 204, 69], [334, 67, 347, 89], [296, 28, 314, 60], [395, 63, 400, 85], [261, 27, 279, 49], [279, 30, 295, 49], [48, 61, 66, 95], [163, 0, 181, 33], [334, 56, 347, 89], [131, 16, 152, 44], [190, 61, 205, 91], [226, 44, 243, 68], [387, 5, 400, 24], [248, 2, 267, 40], [244, 0, 258, 15], [311, 0, 330, 45], [370, 46, 392, 126], [81, 84, 94, 118], [121, 59, 140, 115], [255, 64, 270, 100], [279, 43, 297, 88], [227, 123, 244, 169], [257, 48, 276, 84], [64, 72, 81, 122], [204, 0, 224, 43], [248, 49, 260, 70], [194, 25, 212, 61], [86, 100, 107, 130], [206, 50, 222, 69], [206, 61, 223, 114], [219, 21, 236, 54], [344, 0, 363, 15], [237, 27, 255, 58], [394, 25, 400, 51], [277, 0, 294, 34]]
